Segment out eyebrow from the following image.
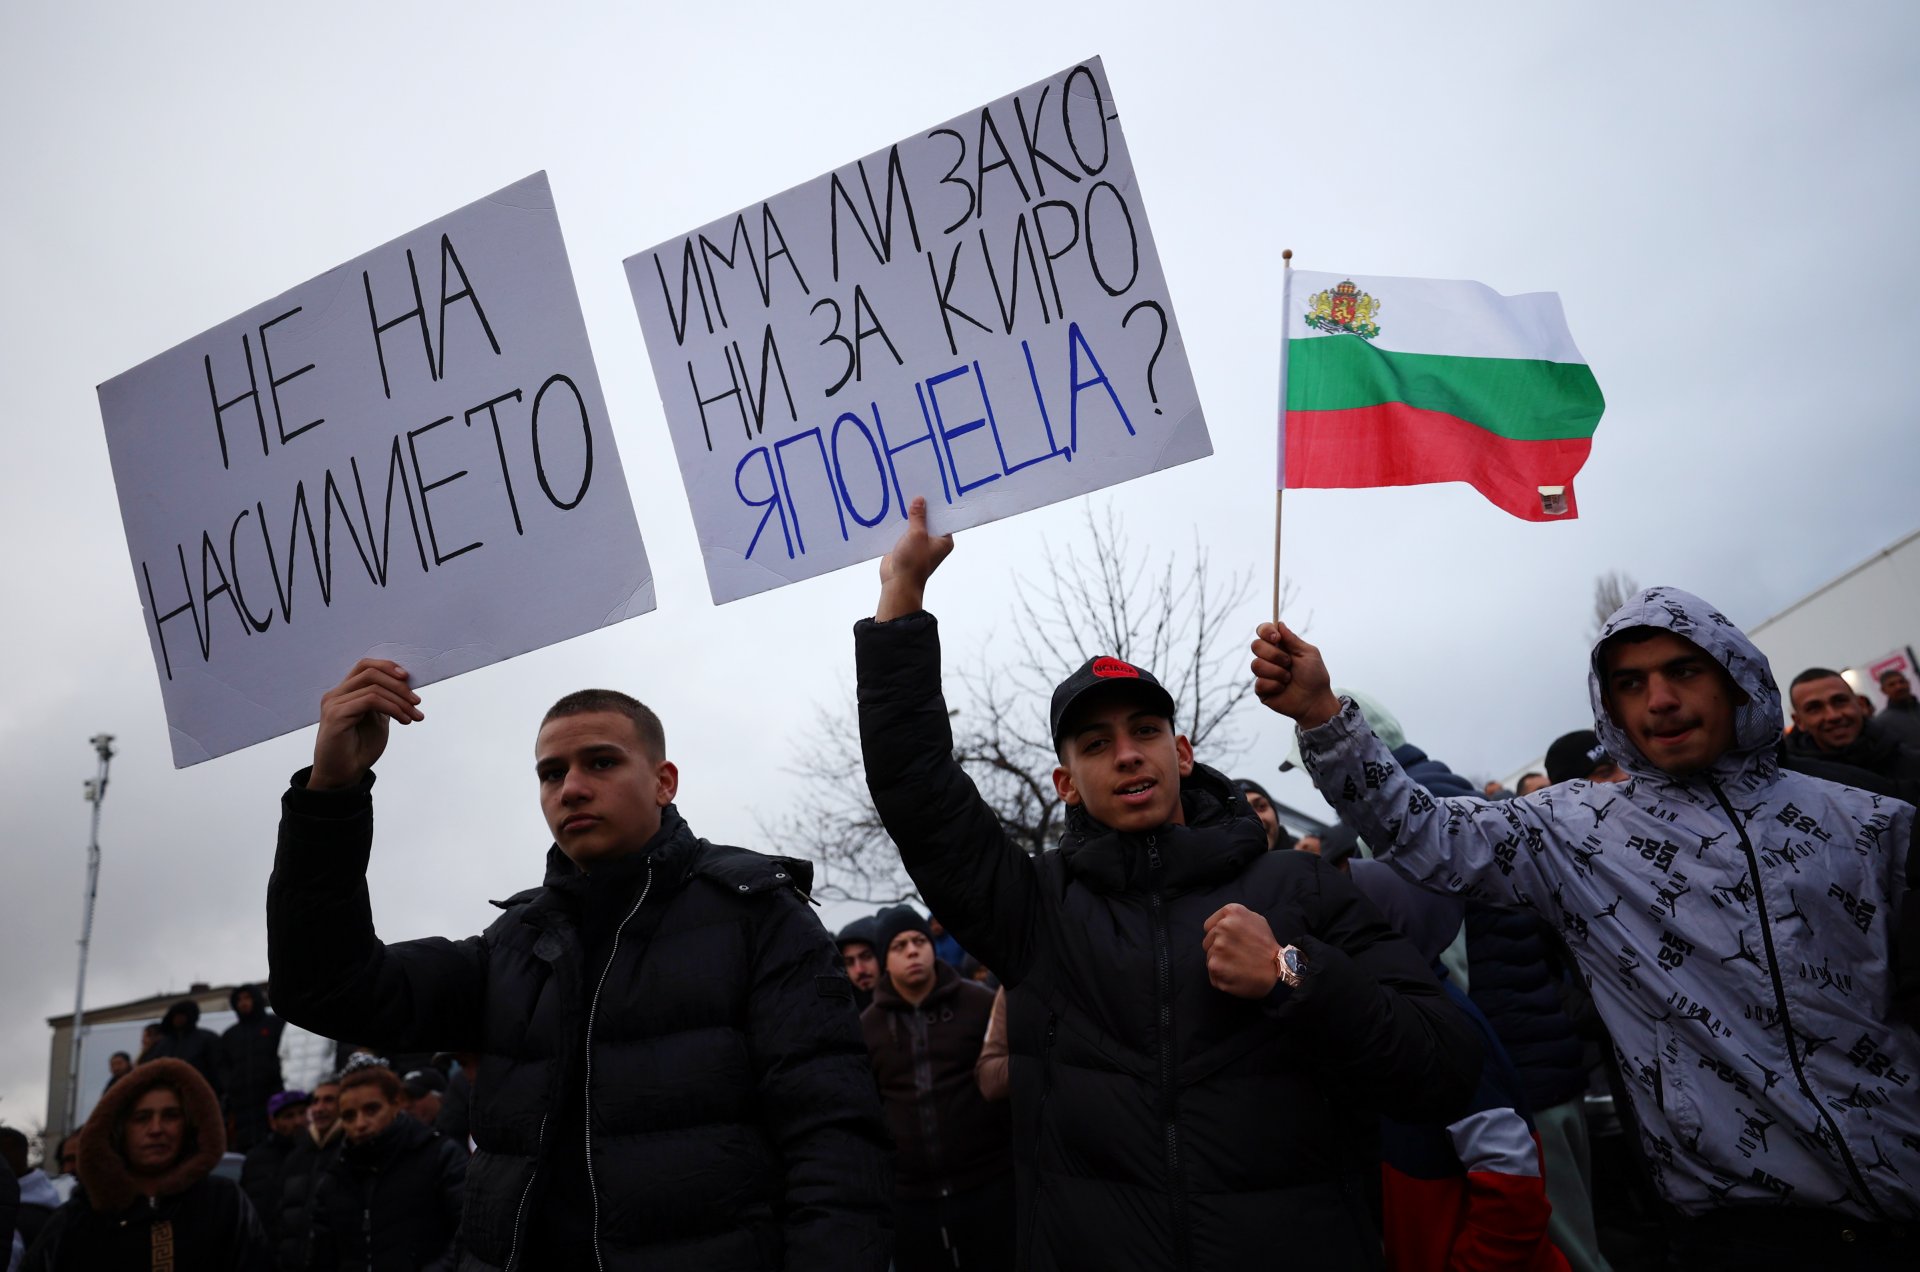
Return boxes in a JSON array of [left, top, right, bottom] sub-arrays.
[[535, 742, 628, 768]]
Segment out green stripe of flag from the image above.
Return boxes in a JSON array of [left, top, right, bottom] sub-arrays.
[[1287, 336, 1605, 443]]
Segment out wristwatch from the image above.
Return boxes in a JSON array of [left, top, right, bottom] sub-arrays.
[[1273, 944, 1304, 990]]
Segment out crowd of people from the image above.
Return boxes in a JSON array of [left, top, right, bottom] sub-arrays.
[[5, 500, 1917, 1270]]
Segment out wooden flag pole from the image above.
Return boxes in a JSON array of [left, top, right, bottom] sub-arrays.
[[1273, 249, 1293, 623]]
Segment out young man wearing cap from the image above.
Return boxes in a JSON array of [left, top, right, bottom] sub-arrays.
[[1254, 586, 1920, 1266], [854, 499, 1481, 1270], [1543, 730, 1625, 788]]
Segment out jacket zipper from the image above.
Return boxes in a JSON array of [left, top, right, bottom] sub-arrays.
[[503, 1112, 548, 1272], [585, 861, 655, 1272], [1144, 835, 1190, 1270], [1706, 780, 1887, 1220], [1019, 1011, 1059, 1270]]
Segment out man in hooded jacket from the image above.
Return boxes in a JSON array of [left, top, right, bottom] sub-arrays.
[[221, 985, 287, 1153], [145, 999, 226, 1099], [855, 500, 1483, 1271], [1254, 586, 1920, 1267], [20, 1059, 269, 1270]]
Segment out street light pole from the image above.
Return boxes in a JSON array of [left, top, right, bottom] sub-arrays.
[[64, 733, 115, 1137]]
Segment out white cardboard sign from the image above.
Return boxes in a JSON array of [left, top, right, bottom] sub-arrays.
[[627, 56, 1211, 604], [99, 172, 655, 766]]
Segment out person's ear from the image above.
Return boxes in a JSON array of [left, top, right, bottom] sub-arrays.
[[1053, 764, 1081, 806], [654, 759, 679, 807], [1175, 735, 1194, 776]]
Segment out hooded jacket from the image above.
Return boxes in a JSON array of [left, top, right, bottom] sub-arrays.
[[856, 611, 1483, 1271], [267, 775, 891, 1272], [145, 1000, 226, 1096], [311, 1113, 466, 1272], [20, 1058, 269, 1271], [222, 984, 287, 1151], [1299, 586, 1920, 1222]]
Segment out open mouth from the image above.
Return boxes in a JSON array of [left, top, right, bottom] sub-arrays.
[[1115, 779, 1157, 805]]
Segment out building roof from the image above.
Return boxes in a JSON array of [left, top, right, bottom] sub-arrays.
[[46, 980, 265, 1030]]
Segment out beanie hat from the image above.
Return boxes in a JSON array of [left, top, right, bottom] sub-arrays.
[[872, 904, 934, 970], [835, 914, 879, 953], [267, 1090, 311, 1118], [1545, 729, 1612, 785]]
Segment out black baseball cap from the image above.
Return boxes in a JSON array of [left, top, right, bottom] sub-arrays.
[[1545, 730, 1612, 785], [1050, 656, 1178, 746]]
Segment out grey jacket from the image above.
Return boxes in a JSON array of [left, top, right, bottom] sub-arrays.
[[1298, 586, 1920, 1222]]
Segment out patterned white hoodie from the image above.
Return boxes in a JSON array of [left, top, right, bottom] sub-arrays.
[[1298, 586, 1919, 1221]]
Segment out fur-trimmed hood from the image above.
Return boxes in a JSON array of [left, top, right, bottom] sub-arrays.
[[77, 1057, 226, 1212]]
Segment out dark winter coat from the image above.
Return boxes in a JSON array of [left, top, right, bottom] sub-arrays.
[[223, 985, 288, 1151], [311, 1115, 465, 1272], [240, 1132, 297, 1244], [862, 961, 1011, 1200], [146, 999, 227, 1096], [855, 613, 1484, 1271], [267, 772, 892, 1272], [21, 1058, 270, 1271], [1785, 716, 1920, 783], [275, 1127, 342, 1271]]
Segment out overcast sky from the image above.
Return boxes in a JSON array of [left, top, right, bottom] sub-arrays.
[[4, 1, 1917, 1134]]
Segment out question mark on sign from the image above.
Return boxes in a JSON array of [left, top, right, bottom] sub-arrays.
[[1122, 300, 1168, 415]]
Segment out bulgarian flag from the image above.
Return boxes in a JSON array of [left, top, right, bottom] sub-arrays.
[[1279, 270, 1604, 520]]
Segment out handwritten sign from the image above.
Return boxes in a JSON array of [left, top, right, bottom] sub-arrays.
[[99, 172, 654, 766], [627, 56, 1210, 603]]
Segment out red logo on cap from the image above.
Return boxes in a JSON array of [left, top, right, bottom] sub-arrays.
[[1092, 657, 1140, 680]]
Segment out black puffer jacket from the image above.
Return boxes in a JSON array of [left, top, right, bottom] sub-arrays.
[[146, 999, 227, 1096], [223, 985, 287, 1151], [862, 961, 1011, 1199], [1461, 905, 1589, 1113], [267, 773, 891, 1272], [311, 1114, 465, 1271], [274, 1128, 341, 1271], [856, 614, 1483, 1271]]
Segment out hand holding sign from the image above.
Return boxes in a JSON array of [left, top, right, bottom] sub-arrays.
[[309, 659, 422, 790], [875, 496, 954, 622]]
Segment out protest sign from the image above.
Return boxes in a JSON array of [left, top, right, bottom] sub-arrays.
[[627, 56, 1210, 603], [99, 172, 654, 767]]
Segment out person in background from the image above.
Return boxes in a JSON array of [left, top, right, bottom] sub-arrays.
[[273, 1075, 341, 1271], [837, 915, 882, 1011], [1516, 772, 1550, 797], [1484, 780, 1515, 800], [20, 1059, 267, 1270], [1233, 777, 1296, 849], [0, 1129, 58, 1257], [309, 1065, 464, 1272], [239, 1092, 306, 1241], [1543, 731, 1626, 788], [926, 914, 967, 967], [401, 1069, 447, 1127], [1875, 667, 1920, 748], [1787, 666, 1920, 783], [143, 1001, 226, 1099], [221, 985, 286, 1153], [136, 1024, 163, 1066], [102, 1054, 132, 1094], [861, 906, 1012, 1272]]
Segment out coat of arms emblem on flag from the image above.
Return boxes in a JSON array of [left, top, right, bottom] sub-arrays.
[[1304, 279, 1381, 340]]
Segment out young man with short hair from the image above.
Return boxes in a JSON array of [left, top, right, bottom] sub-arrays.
[[855, 499, 1481, 1270], [20, 1059, 268, 1270], [1788, 667, 1920, 784], [861, 905, 1011, 1272], [1254, 585, 1920, 1266], [1876, 668, 1920, 749], [268, 663, 891, 1270]]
